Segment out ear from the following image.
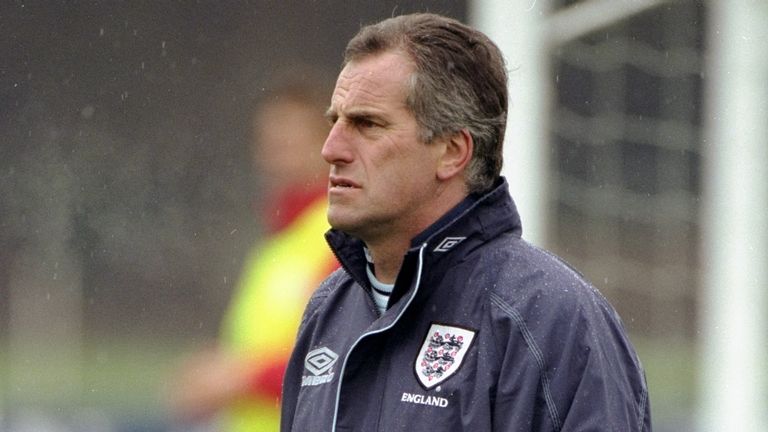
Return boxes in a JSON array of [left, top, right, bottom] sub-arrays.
[[436, 129, 473, 181]]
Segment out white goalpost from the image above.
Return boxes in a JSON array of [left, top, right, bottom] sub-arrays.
[[469, 0, 553, 247], [699, 1, 768, 430]]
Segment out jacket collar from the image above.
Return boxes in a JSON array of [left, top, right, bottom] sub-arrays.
[[325, 177, 522, 300]]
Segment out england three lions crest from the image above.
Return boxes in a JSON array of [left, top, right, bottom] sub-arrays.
[[415, 323, 476, 389]]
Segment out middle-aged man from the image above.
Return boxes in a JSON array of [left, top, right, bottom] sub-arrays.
[[281, 13, 651, 432]]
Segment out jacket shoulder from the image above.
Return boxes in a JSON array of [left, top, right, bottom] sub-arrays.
[[480, 234, 610, 314], [299, 267, 349, 327]]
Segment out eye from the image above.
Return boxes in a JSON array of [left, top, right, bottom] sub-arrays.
[[349, 114, 382, 130], [356, 118, 376, 129]]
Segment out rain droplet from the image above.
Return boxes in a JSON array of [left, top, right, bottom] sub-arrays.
[[81, 105, 95, 119]]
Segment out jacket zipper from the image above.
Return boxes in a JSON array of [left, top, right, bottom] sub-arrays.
[[330, 243, 427, 432]]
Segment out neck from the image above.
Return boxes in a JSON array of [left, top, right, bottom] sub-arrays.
[[364, 239, 410, 284]]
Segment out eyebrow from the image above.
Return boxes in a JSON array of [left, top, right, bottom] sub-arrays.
[[323, 107, 337, 122], [325, 106, 385, 123]]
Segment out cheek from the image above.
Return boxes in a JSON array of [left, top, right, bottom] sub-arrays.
[[387, 162, 432, 198], [365, 135, 435, 186]]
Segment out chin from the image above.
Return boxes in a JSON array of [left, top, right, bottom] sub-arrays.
[[328, 218, 353, 231], [327, 211, 351, 231], [327, 215, 364, 237]]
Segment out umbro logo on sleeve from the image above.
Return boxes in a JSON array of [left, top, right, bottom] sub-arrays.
[[302, 346, 339, 387]]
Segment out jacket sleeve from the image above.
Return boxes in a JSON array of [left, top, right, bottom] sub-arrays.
[[280, 270, 344, 432], [490, 285, 651, 431]]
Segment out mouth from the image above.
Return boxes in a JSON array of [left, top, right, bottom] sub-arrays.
[[329, 176, 360, 189]]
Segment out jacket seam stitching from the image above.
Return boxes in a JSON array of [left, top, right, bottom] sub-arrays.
[[490, 292, 562, 432], [486, 292, 504, 371], [303, 293, 331, 322], [299, 285, 334, 329], [636, 384, 648, 431]]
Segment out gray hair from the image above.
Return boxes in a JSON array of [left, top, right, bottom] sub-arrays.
[[343, 13, 508, 193]]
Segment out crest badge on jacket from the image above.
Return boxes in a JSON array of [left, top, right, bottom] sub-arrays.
[[415, 323, 476, 389]]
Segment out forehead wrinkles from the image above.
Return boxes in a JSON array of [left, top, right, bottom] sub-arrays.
[[332, 57, 411, 112]]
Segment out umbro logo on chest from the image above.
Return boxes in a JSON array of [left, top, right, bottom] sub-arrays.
[[433, 236, 466, 252], [302, 346, 339, 387]]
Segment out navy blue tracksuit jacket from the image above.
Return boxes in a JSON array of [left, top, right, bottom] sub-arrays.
[[281, 178, 651, 431]]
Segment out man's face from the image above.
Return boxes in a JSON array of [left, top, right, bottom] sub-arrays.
[[321, 51, 445, 243]]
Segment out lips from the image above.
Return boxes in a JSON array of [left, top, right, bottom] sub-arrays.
[[329, 176, 360, 189]]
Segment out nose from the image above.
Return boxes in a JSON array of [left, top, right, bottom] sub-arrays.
[[321, 121, 354, 165]]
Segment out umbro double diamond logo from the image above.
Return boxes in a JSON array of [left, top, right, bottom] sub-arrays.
[[302, 347, 338, 387], [434, 236, 466, 252]]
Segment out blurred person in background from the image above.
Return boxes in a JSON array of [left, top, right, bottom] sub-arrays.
[[167, 72, 337, 432], [280, 13, 650, 431]]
